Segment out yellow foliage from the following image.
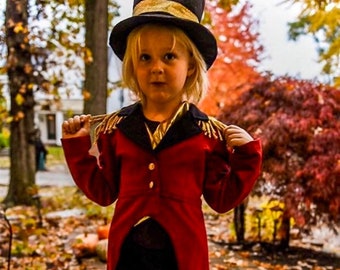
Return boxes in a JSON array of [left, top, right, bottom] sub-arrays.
[[15, 111, 25, 121], [83, 90, 91, 101], [284, 0, 340, 86], [28, 83, 34, 90], [13, 22, 28, 34], [67, 0, 85, 7], [15, 93, 25, 105], [6, 116, 13, 123], [1, 127, 10, 138], [243, 197, 295, 242], [84, 47, 93, 64], [334, 76, 340, 86]]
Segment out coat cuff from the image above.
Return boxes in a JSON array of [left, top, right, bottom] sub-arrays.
[[233, 139, 261, 154], [61, 136, 92, 157]]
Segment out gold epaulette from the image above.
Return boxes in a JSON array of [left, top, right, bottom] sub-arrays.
[[197, 117, 227, 141], [91, 111, 125, 140]]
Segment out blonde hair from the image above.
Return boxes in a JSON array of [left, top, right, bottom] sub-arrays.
[[122, 23, 208, 104]]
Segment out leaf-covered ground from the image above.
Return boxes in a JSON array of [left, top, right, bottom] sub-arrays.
[[0, 186, 339, 270]]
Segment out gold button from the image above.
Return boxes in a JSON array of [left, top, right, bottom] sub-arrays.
[[149, 181, 154, 189], [148, 163, 155, 170]]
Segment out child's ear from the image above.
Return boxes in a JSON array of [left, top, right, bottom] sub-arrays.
[[187, 59, 195, 77]]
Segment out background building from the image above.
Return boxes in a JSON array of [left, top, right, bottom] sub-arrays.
[[2, 48, 134, 146]]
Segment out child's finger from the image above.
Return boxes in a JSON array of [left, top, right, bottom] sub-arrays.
[[80, 114, 91, 130]]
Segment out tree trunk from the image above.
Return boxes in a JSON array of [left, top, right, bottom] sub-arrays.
[[4, 0, 36, 206], [279, 210, 291, 249], [84, 0, 108, 115], [233, 203, 246, 243]]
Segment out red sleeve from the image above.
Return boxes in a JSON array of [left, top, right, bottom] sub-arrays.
[[203, 139, 262, 213], [61, 134, 119, 206]]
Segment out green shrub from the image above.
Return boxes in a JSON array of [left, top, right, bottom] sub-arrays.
[[0, 127, 10, 148]]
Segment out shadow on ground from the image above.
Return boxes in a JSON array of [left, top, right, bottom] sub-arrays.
[[209, 241, 340, 269]]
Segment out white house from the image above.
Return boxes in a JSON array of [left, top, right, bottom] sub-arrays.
[[36, 49, 134, 146], [2, 48, 134, 146]]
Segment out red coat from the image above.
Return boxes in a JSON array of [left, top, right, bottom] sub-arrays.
[[61, 103, 262, 270]]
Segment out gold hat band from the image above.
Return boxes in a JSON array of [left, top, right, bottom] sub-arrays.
[[133, 0, 199, 23]]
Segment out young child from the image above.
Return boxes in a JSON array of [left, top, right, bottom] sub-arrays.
[[61, 1, 262, 269]]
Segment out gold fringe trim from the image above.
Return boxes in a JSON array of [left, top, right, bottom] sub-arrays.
[[90, 114, 107, 125], [198, 117, 228, 141], [91, 112, 125, 140], [90, 109, 228, 142]]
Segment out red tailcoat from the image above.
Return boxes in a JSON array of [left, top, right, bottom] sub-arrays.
[[62, 103, 262, 270]]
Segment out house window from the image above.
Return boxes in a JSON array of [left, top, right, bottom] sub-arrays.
[[47, 114, 56, 140]]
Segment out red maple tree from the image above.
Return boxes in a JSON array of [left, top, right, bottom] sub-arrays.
[[200, 1, 264, 116], [219, 75, 340, 245]]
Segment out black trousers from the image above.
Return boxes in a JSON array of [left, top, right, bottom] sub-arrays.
[[116, 219, 178, 270]]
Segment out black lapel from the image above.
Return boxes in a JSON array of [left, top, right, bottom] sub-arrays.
[[116, 103, 153, 151], [116, 102, 209, 152]]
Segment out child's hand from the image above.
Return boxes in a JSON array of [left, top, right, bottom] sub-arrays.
[[224, 125, 254, 148], [62, 114, 91, 139]]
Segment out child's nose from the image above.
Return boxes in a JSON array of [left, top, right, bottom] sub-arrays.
[[151, 60, 164, 74]]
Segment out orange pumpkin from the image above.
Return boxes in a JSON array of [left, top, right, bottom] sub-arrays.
[[72, 233, 99, 258], [97, 223, 110, 240]]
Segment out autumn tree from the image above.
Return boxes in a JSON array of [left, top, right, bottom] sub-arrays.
[[4, 0, 36, 205], [200, 1, 264, 117], [2, 0, 86, 205], [219, 76, 340, 247], [1, 0, 119, 205], [284, 0, 340, 86]]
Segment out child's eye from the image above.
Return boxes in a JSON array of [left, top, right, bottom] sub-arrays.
[[164, 53, 176, 61], [139, 54, 150, 61]]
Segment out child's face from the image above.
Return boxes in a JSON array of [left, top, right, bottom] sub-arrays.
[[135, 25, 194, 107]]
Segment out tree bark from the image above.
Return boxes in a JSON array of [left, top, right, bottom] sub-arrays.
[[233, 203, 246, 243], [279, 210, 291, 249], [4, 0, 36, 206], [84, 0, 108, 115]]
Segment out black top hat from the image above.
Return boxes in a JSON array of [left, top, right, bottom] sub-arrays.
[[109, 0, 217, 69]]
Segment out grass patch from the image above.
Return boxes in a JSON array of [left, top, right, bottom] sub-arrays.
[[0, 146, 65, 169], [46, 146, 66, 167]]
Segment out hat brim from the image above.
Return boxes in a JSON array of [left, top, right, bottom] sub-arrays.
[[109, 13, 217, 69]]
